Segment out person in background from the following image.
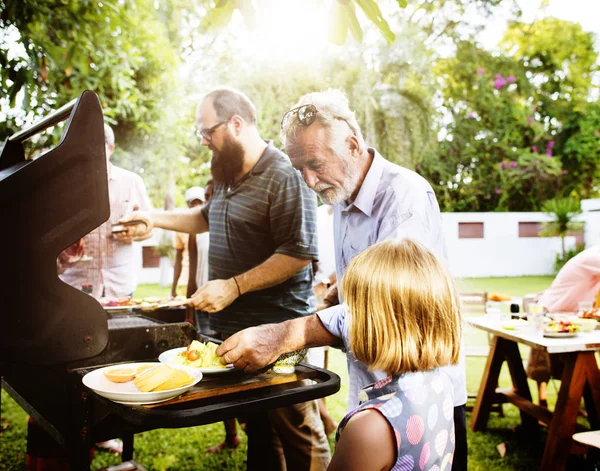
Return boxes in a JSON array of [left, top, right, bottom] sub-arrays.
[[216, 89, 468, 471], [58, 122, 152, 454], [171, 186, 206, 298], [187, 180, 218, 337], [59, 123, 152, 300], [309, 203, 338, 436], [117, 88, 330, 470], [328, 239, 460, 471], [526, 245, 600, 407]]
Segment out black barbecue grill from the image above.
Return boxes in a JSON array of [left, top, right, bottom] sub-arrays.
[[0, 91, 340, 470]]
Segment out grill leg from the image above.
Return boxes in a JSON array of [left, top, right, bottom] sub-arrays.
[[70, 377, 92, 471], [122, 433, 134, 462]]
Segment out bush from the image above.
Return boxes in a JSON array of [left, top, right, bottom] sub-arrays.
[[554, 245, 585, 273]]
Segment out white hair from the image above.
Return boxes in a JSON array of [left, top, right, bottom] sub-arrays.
[[281, 89, 365, 151], [103, 123, 115, 148]]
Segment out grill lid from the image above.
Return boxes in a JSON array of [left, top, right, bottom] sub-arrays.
[[0, 90, 110, 365]]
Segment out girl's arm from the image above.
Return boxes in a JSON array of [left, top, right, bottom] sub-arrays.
[[327, 409, 396, 471]]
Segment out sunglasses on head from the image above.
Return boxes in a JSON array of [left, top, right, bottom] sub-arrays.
[[281, 104, 318, 129]]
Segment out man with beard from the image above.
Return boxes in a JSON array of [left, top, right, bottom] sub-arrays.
[[214, 89, 469, 471], [117, 87, 330, 471]]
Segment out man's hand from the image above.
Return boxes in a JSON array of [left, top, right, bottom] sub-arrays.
[[216, 324, 287, 372], [114, 211, 153, 240], [189, 278, 239, 313]]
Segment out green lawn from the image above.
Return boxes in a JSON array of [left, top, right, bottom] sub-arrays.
[[456, 276, 553, 298], [2, 276, 592, 471]]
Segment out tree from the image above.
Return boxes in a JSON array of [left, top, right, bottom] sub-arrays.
[[419, 17, 599, 212], [540, 197, 584, 269], [0, 0, 194, 207]]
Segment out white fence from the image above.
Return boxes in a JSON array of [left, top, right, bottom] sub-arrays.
[[134, 199, 600, 283], [442, 212, 575, 278]]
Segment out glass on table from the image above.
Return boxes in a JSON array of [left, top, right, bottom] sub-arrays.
[[526, 302, 545, 337], [578, 300, 594, 317]]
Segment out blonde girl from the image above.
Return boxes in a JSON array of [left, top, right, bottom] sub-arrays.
[[328, 239, 462, 471]]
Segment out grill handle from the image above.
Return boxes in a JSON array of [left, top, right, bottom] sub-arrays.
[[9, 98, 77, 143]]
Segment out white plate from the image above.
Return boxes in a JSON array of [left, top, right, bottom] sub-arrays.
[[158, 347, 235, 374], [543, 331, 579, 338], [82, 362, 202, 405], [103, 305, 133, 313]]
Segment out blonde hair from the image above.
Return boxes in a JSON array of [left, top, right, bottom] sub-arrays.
[[340, 239, 462, 376]]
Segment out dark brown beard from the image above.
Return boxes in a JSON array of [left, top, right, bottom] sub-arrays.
[[210, 133, 245, 186]]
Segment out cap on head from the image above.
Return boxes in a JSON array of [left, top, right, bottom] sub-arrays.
[[185, 186, 205, 203]]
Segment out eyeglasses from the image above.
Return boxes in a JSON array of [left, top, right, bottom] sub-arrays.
[[281, 104, 318, 130], [196, 120, 228, 141]]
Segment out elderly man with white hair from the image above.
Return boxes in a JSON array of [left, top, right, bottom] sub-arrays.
[[217, 89, 468, 471]]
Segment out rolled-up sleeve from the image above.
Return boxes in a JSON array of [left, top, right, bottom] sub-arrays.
[[316, 304, 350, 351], [270, 173, 318, 260]]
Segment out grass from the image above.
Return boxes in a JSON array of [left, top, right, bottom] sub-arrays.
[[456, 276, 553, 298], [2, 276, 592, 470]]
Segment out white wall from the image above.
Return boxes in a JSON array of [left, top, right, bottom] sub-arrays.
[[442, 212, 575, 278], [135, 199, 600, 282], [136, 228, 174, 286]]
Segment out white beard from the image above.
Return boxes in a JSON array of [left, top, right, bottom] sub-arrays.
[[315, 159, 360, 205]]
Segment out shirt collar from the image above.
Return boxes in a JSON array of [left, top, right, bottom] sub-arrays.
[[251, 141, 282, 175], [347, 148, 385, 217], [107, 162, 119, 181]]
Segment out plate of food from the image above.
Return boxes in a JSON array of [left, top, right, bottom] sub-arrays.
[[500, 319, 528, 330], [82, 362, 202, 405], [543, 332, 579, 338], [159, 341, 235, 374], [543, 319, 580, 338]]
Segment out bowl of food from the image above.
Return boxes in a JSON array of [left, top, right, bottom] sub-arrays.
[[83, 362, 202, 405], [159, 340, 233, 374], [273, 348, 308, 374]]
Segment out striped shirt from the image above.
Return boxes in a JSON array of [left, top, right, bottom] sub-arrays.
[[59, 163, 152, 298], [201, 142, 318, 334]]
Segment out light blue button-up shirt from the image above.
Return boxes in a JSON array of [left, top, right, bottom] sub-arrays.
[[317, 149, 466, 410]]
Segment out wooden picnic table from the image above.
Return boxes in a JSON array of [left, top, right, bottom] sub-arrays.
[[467, 316, 600, 471]]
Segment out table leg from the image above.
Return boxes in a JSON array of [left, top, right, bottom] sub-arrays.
[[582, 353, 600, 430], [503, 339, 538, 432], [471, 336, 504, 432], [540, 352, 594, 471]]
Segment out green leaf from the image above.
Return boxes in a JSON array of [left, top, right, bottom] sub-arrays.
[[344, 2, 363, 43], [395, 0, 408, 7], [329, 1, 348, 46], [200, 0, 236, 32], [239, 0, 258, 29], [355, 0, 395, 44]]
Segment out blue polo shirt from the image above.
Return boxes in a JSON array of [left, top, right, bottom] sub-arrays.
[[201, 142, 318, 335]]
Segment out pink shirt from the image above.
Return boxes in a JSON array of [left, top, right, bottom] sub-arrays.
[[59, 164, 152, 298], [538, 246, 600, 312]]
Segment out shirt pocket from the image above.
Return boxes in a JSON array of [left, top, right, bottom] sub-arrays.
[[342, 231, 373, 267]]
